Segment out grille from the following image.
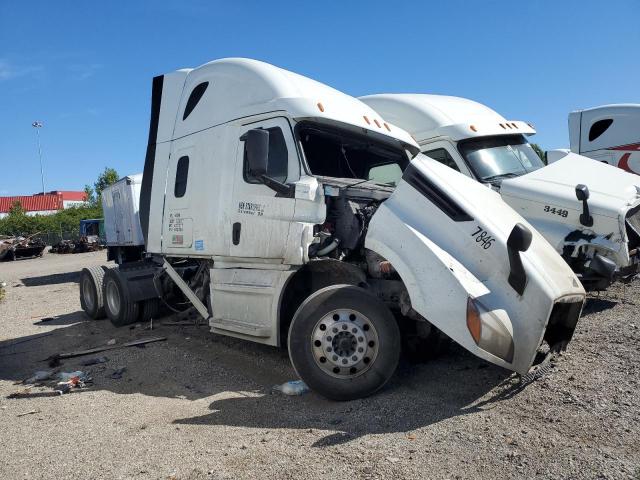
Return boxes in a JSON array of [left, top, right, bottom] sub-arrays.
[[543, 300, 583, 347], [625, 204, 640, 251]]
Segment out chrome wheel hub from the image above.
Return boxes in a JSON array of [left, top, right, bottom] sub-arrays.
[[311, 309, 379, 378]]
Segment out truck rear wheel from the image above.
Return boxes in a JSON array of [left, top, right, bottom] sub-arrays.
[[288, 285, 400, 401], [102, 268, 139, 327], [80, 266, 107, 319]]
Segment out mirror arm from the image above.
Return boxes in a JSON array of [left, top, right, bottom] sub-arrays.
[[260, 175, 294, 197]]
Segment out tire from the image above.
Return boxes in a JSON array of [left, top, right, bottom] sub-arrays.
[[102, 268, 139, 327], [79, 266, 107, 319], [288, 284, 401, 401], [139, 298, 161, 322]]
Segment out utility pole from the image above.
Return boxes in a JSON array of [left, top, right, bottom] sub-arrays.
[[32, 121, 45, 194]]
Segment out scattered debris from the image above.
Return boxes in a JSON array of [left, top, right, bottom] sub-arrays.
[[49, 236, 103, 254], [17, 409, 40, 417], [106, 339, 117, 346], [0, 234, 46, 261], [57, 371, 87, 382], [46, 336, 167, 363], [272, 380, 310, 396], [110, 367, 126, 379], [24, 370, 54, 384], [80, 356, 109, 366]]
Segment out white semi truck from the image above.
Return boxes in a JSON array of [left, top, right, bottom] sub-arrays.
[[80, 59, 586, 400], [360, 94, 640, 291], [568, 104, 640, 174]]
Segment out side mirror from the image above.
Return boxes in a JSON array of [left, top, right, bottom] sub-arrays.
[[243, 129, 269, 177], [506, 223, 532, 295], [575, 184, 589, 202], [507, 222, 532, 252], [575, 184, 594, 227]]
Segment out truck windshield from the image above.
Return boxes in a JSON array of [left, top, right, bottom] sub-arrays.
[[458, 134, 545, 183], [297, 123, 409, 187]]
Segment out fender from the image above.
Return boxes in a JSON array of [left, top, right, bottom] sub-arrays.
[[366, 203, 516, 370]]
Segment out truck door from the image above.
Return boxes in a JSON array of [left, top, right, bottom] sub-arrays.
[[229, 117, 300, 261]]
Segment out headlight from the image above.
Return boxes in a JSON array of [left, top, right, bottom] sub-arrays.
[[466, 297, 514, 363]]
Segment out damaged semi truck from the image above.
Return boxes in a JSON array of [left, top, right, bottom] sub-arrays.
[[80, 59, 586, 400], [360, 94, 640, 291]]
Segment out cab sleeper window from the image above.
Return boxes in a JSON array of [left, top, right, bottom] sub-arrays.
[[174, 156, 189, 197], [182, 82, 209, 120], [588, 119, 613, 142], [424, 148, 460, 172], [244, 127, 288, 183]]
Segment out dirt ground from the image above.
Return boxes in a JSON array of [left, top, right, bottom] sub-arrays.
[[0, 250, 638, 480]]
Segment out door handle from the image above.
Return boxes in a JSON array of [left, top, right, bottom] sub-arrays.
[[232, 222, 241, 245]]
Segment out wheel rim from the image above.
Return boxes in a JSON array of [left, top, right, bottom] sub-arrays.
[[105, 279, 121, 315], [82, 277, 95, 311], [311, 308, 380, 379]]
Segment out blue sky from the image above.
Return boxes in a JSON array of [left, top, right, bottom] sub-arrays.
[[1, 1, 638, 195]]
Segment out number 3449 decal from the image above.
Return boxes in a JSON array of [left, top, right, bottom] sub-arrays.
[[543, 205, 569, 218], [471, 226, 495, 249]]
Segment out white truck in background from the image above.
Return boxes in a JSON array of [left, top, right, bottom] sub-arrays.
[[568, 104, 640, 174], [79, 59, 586, 400], [360, 94, 640, 291], [101, 173, 145, 264]]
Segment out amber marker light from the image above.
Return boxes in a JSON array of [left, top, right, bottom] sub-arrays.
[[317, 102, 325, 112], [466, 297, 482, 344], [470, 125, 477, 132], [383, 122, 391, 131], [363, 115, 371, 125]]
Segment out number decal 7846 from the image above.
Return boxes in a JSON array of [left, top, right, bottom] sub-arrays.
[[471, 226, 495, 250]]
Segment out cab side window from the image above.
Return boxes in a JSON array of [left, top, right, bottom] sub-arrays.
[[424, 148, 460, 172], [244, 127, 288, 183], [174, 156, 189, 197]]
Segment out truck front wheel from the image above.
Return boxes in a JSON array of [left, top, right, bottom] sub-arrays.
[[288, 285, 400, 401], [102, 268, 139, 327]]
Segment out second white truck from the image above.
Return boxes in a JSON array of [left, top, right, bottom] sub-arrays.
[[360, 94, 640, 291], [80, 59, 586, 400], [568, 104, 640, 174]]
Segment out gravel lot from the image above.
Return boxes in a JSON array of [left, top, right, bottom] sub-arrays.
[[0, 250, 638, 479]]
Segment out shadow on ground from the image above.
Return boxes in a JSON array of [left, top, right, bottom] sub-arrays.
[[0, 309, 515, 445], [20, 271, 81, 287], [582, 297, 618, 316]]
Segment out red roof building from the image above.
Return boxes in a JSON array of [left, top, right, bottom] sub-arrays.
[[0, 190, 87, 218]]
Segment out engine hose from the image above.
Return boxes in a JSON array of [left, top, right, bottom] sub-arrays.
[[316, 238, 340, 256]]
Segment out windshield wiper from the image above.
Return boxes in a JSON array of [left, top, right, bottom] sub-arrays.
[[482, 172, 520, 183]]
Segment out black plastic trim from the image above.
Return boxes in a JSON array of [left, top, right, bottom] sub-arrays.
[[402, 163, 473, 222], [140, 75, 164, 247], [232, 222, 241, 245]]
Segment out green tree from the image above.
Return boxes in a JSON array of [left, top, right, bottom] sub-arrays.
[[530, 143, 546, 164], [8, 200, 25, 216], [84, 184, 96, 206], [94, 167, 119, 198]]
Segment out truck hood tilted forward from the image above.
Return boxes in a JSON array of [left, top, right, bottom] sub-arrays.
[[500, 153, 640, 217], [365, 154, 585, 374]]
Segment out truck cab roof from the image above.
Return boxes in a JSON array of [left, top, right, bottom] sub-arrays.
[[359, 93, 535, 143], [157, 58, 417, 149]]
